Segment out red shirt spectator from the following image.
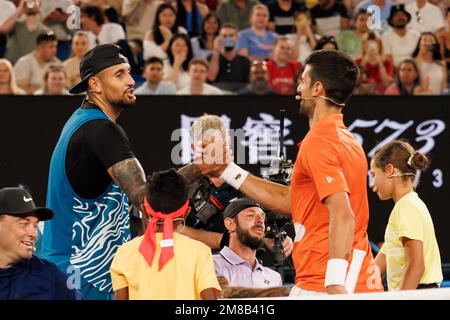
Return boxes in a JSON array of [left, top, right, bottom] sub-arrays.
[[267, 59, 301, 95], [267, 36, 301, 95]]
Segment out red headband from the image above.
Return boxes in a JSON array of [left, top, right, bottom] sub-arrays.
[[139, 197, 189, 270]]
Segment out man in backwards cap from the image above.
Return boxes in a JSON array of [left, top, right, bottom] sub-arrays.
[[0, 187, 81, 300], [41, 44, 218, 300]]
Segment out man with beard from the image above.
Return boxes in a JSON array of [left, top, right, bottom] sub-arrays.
[[202, 50, 384, 295], [41, 44, 218, 300], [238, 60, 276, 95], [213, 197, 293, 298], [382, 4, 420, 68]]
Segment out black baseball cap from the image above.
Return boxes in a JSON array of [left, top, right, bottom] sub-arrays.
[[223, 197, 262, 220], [69, 44, 129, 94], [388, 4, 411, 27], [0, 187, 54, 221]]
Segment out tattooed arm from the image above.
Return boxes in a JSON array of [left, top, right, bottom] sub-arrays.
[[108, 158, 147, 209], [217, 276, 292, 298]]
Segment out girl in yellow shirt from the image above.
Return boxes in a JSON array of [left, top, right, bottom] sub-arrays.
[[369, 140, 442, 291]]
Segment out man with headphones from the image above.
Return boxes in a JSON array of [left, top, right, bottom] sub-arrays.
[[200, 50, 384, 295]]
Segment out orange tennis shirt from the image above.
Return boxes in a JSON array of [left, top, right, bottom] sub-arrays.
[[290, 113, 383, 293]]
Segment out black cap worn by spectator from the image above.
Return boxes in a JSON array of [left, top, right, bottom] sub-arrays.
[[69, 44, 129, 94], [223, 197, 262, 220], [388, 4, 412, 27], [0, 187, 54, 221]]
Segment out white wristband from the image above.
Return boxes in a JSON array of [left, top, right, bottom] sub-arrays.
[[324, 259, 348, 288], [220, 162, 249, 190]]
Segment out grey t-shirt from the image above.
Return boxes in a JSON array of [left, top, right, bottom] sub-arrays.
[[5, 19, 49, 65]]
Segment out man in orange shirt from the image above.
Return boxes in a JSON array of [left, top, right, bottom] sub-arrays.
[[201, 50, 383, 295]]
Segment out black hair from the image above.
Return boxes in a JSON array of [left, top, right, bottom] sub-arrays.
[[314, 36, 339, 51], [176, 0, 200, 37], [396, 59, 420, 95], [36, 31, 57, 45], [412, 32, 442, 62], [198, 13, 220, 50], [167, 33, 194, 71], [221, 23, 238, 32], [145, 56, 164, 67], [354, 9, 369, 21], [82, 5, 105, 26], [153, 3, 179, 46], [304, 50, 359, 106], [146, 168, 188, 214]]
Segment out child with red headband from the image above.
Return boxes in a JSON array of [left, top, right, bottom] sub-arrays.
[[110, 169, 221, 299]]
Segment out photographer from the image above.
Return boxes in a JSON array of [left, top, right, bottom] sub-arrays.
[[182, 114, 293, 256], [214, 197, 293, 298]]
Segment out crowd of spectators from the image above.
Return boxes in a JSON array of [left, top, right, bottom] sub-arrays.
[[0, 0, 449, 96]]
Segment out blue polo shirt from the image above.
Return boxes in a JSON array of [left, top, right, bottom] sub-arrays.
[[0, 255, 82, 300]]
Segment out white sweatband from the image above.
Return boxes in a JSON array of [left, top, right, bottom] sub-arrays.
[[220, 162, 249, 190], [324, 259, 348, 288]]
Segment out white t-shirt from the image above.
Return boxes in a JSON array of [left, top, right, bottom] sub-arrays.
[[143, 26, 187, 61], [87, 23, 126, 48], [406, 2, 445, 33], [0, 0, 16, 25], [286, 34, 317, 65], [382, 29, 420, 67], [419, 61, 444, 94], [163, 61, 190, 90], [178, 83, 223, 95], [13, 52, 60, 92]]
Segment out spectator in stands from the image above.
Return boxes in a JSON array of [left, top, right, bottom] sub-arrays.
[[0, 187, 81, 300], [179, 58, 222, 94], [406, 0, 446, 34], [354, 0, 394, 35], [239, 60, 276, 95], [88, 0, 120, 23], [175, 0, 209, 37], [267, 36, 301, 95], [213, 198, 286, 290], [356, 32, 394, 94], [287, 10, 318, 65], [0, 0, 16, 58], [268, 0, 306, 35], [310, 0, 350, 38], [129, 38, 145, 76], [110, 169, 221, 300], [34, 64, 68, 95], [314, 35, 339, 50], [207, 23, 250, 93], [122, 0, 163, 41], [437, 8, 450, 84], [0, 0, 50, 65], [165, 33, 194, 89], [216, 0, 259, 31], [385, 59, 433, 95], [81, 5, 126, 47], [14, 31, 59, 94], [337, 9, 369, 60], [237, 4, 278, 61], [0, 59, 25, 95], [64, 31, 90, 89], [353, 64, 377, 95], [143, 3, 187, 61], [191, 13, 221, 60], [40, 0, 73, 44], [413, 32, 447, 94], [382, 4, 420, 68], [135, 56, 177, 94]]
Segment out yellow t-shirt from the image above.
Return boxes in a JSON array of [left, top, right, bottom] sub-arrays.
[[380, 192, 443, 291], [110, 233, 221, 299]]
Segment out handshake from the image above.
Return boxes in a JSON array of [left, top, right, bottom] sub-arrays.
[[192, 132, 248, 191]]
